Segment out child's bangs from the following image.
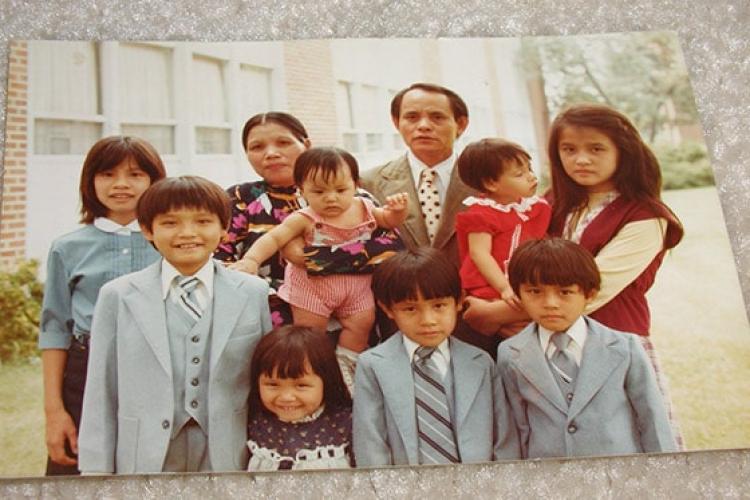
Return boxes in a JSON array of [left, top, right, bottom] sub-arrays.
[[258, 340, 311, 380]]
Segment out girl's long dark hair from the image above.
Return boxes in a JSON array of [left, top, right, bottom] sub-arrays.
[[547, 103, 683, 245]]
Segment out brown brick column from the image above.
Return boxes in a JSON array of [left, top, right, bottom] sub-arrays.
[[1, 41, 29, 266], [282, 40, 339, 146]]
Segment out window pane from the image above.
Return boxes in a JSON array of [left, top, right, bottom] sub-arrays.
[[342, 133, 359, 153], [34, 119, 102, 155], [393, 133, 404, 150], [366, 133, 383, 152], [196, 127, 231, 154], [121, 124, 175, 155], [119, 44, 173, 121], [336, 81, 355, 129], [31, 41, 100, 116], [192, 55, 227, 123], [239, 64, 272, 118]]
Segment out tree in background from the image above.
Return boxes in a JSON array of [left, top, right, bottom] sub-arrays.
[[519, 32, 711, 189]]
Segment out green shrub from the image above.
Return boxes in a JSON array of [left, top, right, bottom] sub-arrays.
[[0, 260, 43, 363], [656, 141, 715, 190]]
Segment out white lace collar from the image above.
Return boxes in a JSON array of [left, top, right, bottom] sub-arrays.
[[462, 195, 545, 221]]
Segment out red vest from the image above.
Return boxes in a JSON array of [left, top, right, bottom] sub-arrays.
[[550, 197, 682, 336]]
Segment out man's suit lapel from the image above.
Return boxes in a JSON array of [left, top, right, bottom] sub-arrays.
[[209, 263, 246, 370], [567, 320, 626, 419], [380, 156, 430, 247], [124, 261, 172, 377], [375, 334, 419, 464], [451, 338, 486, 429], [514, 326, 569, 414], [433, 166, 473, 250]]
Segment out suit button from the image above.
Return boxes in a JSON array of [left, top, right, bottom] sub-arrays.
[[191, 378, 199, 387], [192, 356, 200, 364], [190, 400, 199, 409], [191, 335, 200, 343], [566, 393, 574, 402], [162, 420, 170, 429], [568, 423, 577, 434]]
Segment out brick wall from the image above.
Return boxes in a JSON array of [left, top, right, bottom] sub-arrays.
[[282, 40, 339, 146], [0, 41, 28, 267]]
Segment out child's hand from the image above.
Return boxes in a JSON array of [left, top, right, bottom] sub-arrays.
[[384, 192, 409, 214], [500, 286, 523, 311], [45, 408, 78, 466]]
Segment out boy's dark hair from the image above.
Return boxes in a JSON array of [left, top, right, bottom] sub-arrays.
[[390, 82, 469, 121], [249, 326, 352, 417], [136, 176, 232, 232], [508, 238, 601, 296], [241, 112, 309, 151], [294, 146, 359, 187], [457, 138, 531, 192], [79, 136, 166, 224], [372, 247, 462, 307]]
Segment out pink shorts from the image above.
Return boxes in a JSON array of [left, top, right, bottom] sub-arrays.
[[278, 264, 374, 318]]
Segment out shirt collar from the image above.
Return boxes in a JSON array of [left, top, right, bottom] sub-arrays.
[[93, 217, 142, 235], [538, 315, 588, 356], [401, 332, 451, 364], [407, 149, 456, 188], [159, 258, 215, 300]]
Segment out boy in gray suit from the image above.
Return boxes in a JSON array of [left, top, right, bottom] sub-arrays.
[[353, 248, 519, 466], [79, 176, 272, 473], [497, 238, 677, 459]]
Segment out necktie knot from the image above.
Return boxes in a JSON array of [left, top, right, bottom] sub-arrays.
[[415, 346, 437, 363], [551, 332, 572, 351], [175, 276, 202, 322], [420, 168, 437, 185], [177, 276, 200, 294]]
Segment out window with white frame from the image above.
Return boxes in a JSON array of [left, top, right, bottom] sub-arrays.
[[238, 64, 273, 122], [31, 42, 103, 154], [119, 43, 176, 154], [336, 80, 359, 152], [335, 81, 395, 154], [192, 55, 231, 155]]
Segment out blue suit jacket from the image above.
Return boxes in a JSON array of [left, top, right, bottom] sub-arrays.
[[78, 260, 272, 473], [497, 317, 677, 459], [353, 333, 519, 466]]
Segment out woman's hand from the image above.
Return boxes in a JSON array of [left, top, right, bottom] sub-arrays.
[[280, 236, 306, 267], [500, 286, 523, 312], [228, 257, 259, 275], [462, 296, 505, 335], [45, 408, 78, 466]]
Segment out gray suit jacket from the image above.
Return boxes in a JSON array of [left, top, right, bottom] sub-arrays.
[[78, 260, 272, 473], [497, 317, 677, 459], [352, 333, 520, 466], [360, 154, 475, 263]]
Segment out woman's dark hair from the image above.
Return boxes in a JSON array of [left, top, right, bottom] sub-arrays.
[[372, 247, 462, 307], [457, 138, 531, 192], [294, 147, 359, 186], [79, 136, 166, 223], [547, 103, 683, 246], [249, 326, 352, 417], [508, 238, 601, 296], [241, 112, 309, 151], [137, 176, 232, 232]]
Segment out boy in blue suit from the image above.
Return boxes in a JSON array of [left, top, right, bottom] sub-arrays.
[[353, 248, 519, 466], [497, 238, 677, 458], [79, 176, 272, 473]]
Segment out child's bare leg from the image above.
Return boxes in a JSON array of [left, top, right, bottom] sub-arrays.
[[290, 305, 329, 331], [338, 308, 375, 353], [335, 309, 375, 396]]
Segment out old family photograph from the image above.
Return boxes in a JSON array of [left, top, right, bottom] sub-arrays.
[[0, 33, 748, 476]]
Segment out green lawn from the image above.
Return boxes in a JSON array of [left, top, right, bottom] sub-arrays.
[[1, 186, 748, 477]]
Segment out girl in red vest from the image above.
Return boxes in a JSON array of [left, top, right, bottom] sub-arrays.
[[547, 103, 684, 449]]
